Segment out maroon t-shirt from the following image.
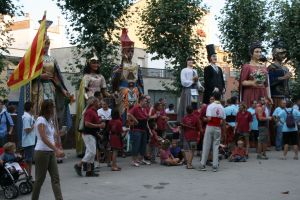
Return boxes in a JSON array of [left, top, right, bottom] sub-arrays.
[[108, 119, 123, 149], [182, 114, 199, 141], [150, 109, 167, 131], [129, 105, 148, 131], [236, 111, 252, 133], [84, 107, 101, 136]]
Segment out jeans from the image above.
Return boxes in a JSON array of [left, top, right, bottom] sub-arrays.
[[0, 136, 7, 147], [275, 125, 283, 150], [130, 130, 147, 157], [200, 126, 221, 168], [32, 151, 63, 200], [149, 145, 158, 162], [232, 155, 246, 162]]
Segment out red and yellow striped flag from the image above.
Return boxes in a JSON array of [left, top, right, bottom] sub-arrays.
[[7, 13, 47, 90]]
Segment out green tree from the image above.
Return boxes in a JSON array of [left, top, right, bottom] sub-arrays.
[[217, 0, 270, 68], [138, 0, 206, 94], [270, 0, 300, 100], [0, 0, 23, 97], [55, 0, 132, 87]]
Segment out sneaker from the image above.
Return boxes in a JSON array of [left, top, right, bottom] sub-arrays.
[[293, 156, 299, 160], [280, 156, 287, 160], [74, 164, 82, 176], [198, 165, 206, 171], [141, 159, 151, 165], [212, 166, 218, 172], [257, 154, 268, 160], [86, 171, 99, 177], [131, 161, 140, 167]]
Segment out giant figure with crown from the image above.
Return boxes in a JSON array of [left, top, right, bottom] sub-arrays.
[[112, 29, 144, 125]]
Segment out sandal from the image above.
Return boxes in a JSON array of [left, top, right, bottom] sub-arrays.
[[186, 165, 194, 169], [111, 167, 121, 171]]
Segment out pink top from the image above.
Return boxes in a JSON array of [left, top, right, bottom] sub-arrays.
[[240, 64, 268, 107], [160, 149, 171, 160]]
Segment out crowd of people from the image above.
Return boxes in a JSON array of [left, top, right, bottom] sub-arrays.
[[0, 25, 298, 200]]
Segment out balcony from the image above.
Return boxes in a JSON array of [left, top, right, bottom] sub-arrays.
[[140, 67, 174, 79]]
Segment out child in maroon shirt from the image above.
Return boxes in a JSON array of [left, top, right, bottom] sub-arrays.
[[108, 109, 125, 171], [181, 105, 200, 169], [229, 140, 247, 162], [235, 102, 252, 156]]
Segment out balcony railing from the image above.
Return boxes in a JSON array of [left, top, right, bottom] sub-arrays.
[[140, 67, 174, 79]]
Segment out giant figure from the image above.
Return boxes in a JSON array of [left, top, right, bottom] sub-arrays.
[[203, 44, 225, 104], [31, 34, 71, 162], [112, 28, 144, 124], [268, 40, 291, 107]]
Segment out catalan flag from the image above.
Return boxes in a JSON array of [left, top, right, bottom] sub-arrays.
[[7, 13, 47, 90]]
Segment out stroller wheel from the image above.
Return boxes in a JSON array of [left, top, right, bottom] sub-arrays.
[[19, 181, 32, 195], [4, 185, 19, 199]]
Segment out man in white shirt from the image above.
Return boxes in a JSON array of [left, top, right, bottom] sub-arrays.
[[199, 92, 225, 172], [165, 104, 175, 114]]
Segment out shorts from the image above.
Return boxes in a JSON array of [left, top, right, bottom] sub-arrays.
[[238, 132, 250, 140], [258, 126, 269, 144], [283, 132, 299, 146], [23, 145, 35, 162], [183, 139, 197, 151], [250, 130, 259, 141]]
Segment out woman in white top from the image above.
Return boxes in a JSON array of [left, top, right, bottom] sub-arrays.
[[32, 100, 64, 200]]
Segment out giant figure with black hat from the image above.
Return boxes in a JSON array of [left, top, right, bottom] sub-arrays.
[[268, 40, 291, 107], [112, 28, 144, 125], [203, 44, 225, 104]]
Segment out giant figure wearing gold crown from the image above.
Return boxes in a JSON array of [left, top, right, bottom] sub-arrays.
[[74, 53, 110, 156], [112, 29, 144, 124]]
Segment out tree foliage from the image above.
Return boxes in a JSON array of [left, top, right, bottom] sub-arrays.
[[0, 0, 23, 97], [138, 0, 206, 94], [217, 0, 270, 68], [55, 0, 132, 87]]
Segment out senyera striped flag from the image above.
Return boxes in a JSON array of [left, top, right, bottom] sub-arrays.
[[7, 12, 47, 90]]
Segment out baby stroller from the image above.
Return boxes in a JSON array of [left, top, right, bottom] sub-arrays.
[[0, 158, 33, 199]]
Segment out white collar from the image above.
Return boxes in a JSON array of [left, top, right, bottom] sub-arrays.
[[24, 112, 32, 117]]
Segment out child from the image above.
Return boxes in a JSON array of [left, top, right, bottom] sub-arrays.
[[108, 109, 124, 171], [229, 140, 247, 162], [22, 101, 35, 177], [0, 142, 20, 165], [235, 102, 252, 157], [160, 140, 180, 166], [148, 119, 160, 163], [169, 140, 184, 164], [181, 105, 200, 169]]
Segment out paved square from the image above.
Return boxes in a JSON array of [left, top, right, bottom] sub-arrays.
[[5, 149, 299, 200]]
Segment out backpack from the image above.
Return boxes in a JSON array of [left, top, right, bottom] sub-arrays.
[[285, 109, 295, 128], [0, 111, 11, 135]]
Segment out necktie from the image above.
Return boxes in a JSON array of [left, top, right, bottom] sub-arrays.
[[213, 65, 218, 73]]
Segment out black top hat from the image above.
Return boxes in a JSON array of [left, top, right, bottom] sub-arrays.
[[206, 44, 216, 58], [272, 39, 286, 50]]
